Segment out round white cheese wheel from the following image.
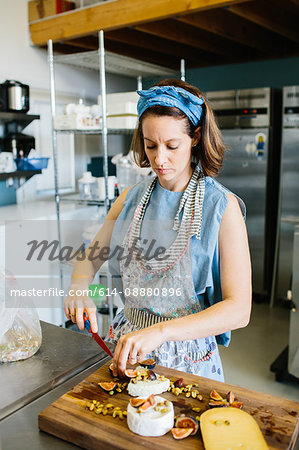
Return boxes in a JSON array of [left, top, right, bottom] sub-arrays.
[[127, 395, 174, 437], [128, 377, 170, 397]]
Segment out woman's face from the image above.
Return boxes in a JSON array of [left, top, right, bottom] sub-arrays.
[[142, 115, 194, 191]]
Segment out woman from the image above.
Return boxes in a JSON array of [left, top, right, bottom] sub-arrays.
[[64, 79, 251, 382]]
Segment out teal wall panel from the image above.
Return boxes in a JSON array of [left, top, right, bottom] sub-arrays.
[[144, 57, 299, 92]]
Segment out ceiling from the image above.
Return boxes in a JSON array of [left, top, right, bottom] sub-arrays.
[[29, 0, 299, 71]]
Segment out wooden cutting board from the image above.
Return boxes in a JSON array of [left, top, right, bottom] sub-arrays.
[[38, 361, 299, 449]]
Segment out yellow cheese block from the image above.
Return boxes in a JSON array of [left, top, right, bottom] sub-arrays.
[[200, 407, 269, 450]]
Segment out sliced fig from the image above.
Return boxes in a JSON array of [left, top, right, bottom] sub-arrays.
[[174, 377, 184, 388], [231, 401, 243, 409], [98, 381, 117, 392], [226, 391, 235, 404], [210, 390, 224, 401], [130, 397, 146, 408], [108, 363, 115, 376], [147, 369, 157, 381], [175, 416, 199, 435], [171, 428, 193, 440], [140, 358, 156, 369], [124, 369, 138, 378], [209, 400, 229, 408], [138, 394, 157, 413]]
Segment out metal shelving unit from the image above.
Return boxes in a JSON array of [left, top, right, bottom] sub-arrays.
[[47, 30, 178, 327], [0, 112, 40, 132], [55, 128, 135, 135]]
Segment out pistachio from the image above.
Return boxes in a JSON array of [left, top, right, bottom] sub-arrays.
[[186, 392, 191, 398], [196, 415, 201, 421], [192, 407, 201, 412], [197, 394, 203, 401], [161, 408, 169, 413], [122, 411, 127, 416], [95, 408, 102, 414], [109, 391, 114, 395], [119, 411, 124, 420], [102, 409, 108, 415]]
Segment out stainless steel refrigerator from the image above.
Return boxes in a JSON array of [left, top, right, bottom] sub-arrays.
[[206, 88, 282, 302], [275, 86, 299, 301]]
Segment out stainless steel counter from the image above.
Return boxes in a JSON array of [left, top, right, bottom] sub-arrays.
[[0, 359, 108, 449], [1, 321, 110, 420]]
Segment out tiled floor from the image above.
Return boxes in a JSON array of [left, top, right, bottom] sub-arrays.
[[219, 302, 299, 401]]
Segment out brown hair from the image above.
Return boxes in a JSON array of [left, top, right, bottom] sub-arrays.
[[132, 78, 225, 177]]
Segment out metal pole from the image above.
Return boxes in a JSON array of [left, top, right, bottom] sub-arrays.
[[180, 59, 185, 82], [98, 30, 113, 327], [48, 39, 64, 327], [137, 76, 143, 91], [98, 30, 109, 216]]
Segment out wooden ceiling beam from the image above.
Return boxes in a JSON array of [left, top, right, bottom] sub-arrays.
[[228, 1, 299, 43], [134, 19, 251, 59], [103, 39, 185, 70], [29, 0, 249, 46], [105, 28, 200, 65], [63, 37, 98, 50], [178, 9, 293, 54]]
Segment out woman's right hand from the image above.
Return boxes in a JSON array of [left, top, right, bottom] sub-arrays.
[[64, 287, 98, 333]]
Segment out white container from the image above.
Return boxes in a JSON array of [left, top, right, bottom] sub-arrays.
[[78, 172, 97, 200], [98, 91, 139, 107], [54, 114, 101, 130], [97, 176, 116, 200], [107, 115, 137, 129], [64, 103, 76, 115]]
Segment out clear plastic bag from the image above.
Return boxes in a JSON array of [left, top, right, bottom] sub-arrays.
[[0, 269, 42, 363]]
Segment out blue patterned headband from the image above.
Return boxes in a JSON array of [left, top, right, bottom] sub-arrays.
[[137, 85, 205, 127]]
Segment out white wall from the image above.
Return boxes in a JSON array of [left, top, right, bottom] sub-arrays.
[[0, 0, 137, 191], [0, 0, 136, 98]]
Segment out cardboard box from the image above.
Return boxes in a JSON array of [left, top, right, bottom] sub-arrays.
[[28, 0, 75, 22]]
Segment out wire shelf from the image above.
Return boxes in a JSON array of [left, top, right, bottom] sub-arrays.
[[54, 50, 178, 78]]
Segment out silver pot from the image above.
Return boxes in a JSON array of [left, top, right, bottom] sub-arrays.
[[2, 80, 30, 112]]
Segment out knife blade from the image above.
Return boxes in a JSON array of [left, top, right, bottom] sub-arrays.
[[83, 313, 113, 358]]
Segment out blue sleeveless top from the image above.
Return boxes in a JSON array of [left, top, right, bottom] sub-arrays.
[[109, 176, 246, 347]]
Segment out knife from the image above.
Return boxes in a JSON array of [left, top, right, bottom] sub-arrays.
[[83, 313, 113, 358]]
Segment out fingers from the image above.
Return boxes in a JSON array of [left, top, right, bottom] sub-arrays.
[[64, 296, 97, 332], [113, 337, 141, 378], [76, 307, 85, 330], [86, 307, 98, 333], [128, 348, 138, 365]]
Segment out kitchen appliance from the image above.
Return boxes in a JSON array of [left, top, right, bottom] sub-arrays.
[[0, 80, 30, 113], [274, 86, 299, 301], [289, 225, 299, 378], [206, 88, 282, 302], [3, 132, 35, 157]]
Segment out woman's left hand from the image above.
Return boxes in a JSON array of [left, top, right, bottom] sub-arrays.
[[112, 324, 165, 377]]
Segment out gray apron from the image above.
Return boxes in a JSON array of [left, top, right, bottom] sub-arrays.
[[109, 166, 224, 381]]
